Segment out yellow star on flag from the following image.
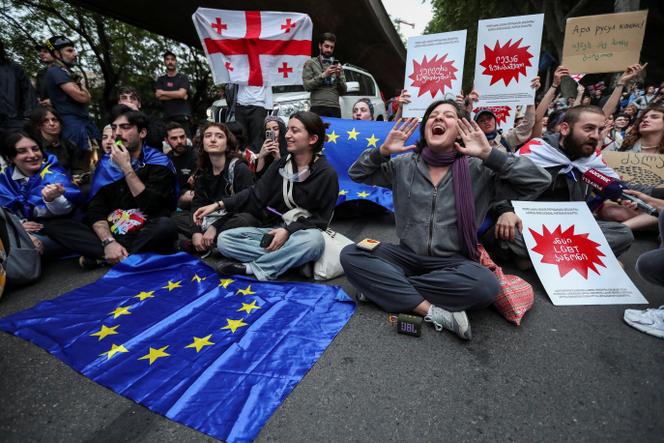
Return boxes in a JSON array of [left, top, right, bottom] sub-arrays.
[[338, 189, 348, 196], [357, 191, 370, 198], [99, 343, 128, 360], [219, 278, 234, 288], [237, 300, 261, 314], [222, 318, 248, 333], [138, 345, 170, 365], [191, 274, 206, 283], [162, 280, 182, 291], [39, 163, 53, 179], [347, 128, 360, 140], [366, 134, 380, 148], [236, 285, 256, 296], [185, 335, 215, 352], [133, 291, 155, 301], [109, 306, 131, 319], [90, 324, 119, 341], [327, 130, 339, 143]]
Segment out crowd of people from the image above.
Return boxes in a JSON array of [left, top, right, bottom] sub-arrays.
[[1, 31, 663, 340]]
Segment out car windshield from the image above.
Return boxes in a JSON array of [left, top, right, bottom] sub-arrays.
[[272, 85, 305, 94]]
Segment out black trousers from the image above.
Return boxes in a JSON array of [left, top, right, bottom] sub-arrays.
[[235, 104, 267, 153], [310, 106, 341, 118], [340, 243, 499, 313], [42, 217, 178, 259]]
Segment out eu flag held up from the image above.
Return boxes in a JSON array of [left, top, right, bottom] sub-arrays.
[[0, 253, 356, 442]]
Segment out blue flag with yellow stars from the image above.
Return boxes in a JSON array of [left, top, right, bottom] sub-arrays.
[[322, 117, 420, 211], [0, 253, 355, 443]]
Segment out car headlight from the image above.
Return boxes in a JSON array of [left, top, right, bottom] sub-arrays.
[[276, 99, 310, 117]]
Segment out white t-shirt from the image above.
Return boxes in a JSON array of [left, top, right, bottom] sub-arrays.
[[236, 85, 273, 110]]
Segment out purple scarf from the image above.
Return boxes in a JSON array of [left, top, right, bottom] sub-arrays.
[[421, 147, 478, 261]]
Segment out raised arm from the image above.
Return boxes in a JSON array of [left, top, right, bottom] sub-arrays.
[[603, 63, 646, 117]]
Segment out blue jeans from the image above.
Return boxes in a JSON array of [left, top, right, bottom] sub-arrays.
[[217, 227, 324, 281]]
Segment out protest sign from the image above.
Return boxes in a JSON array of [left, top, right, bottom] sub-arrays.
[[473, 14, 544, 106], [602, 151, 664, 188], [562, 10, 648, 74], [403, 30, 467, 118], [513, 201, 647, 306]]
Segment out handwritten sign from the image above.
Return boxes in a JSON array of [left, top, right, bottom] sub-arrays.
[[562, 10, 648, 74], [602, 151, 664, 187]]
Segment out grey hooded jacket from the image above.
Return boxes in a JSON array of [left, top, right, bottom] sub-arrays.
[[348, 148, 551, 257]]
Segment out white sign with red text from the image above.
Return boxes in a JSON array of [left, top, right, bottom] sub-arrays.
[[403, 30, 467, 118], [513, 201, 646, 306]]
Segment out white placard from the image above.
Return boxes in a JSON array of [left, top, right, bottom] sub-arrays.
[[473, 14, 544, 106], [403, 30, 467, 118], [513, 201, 647, 306]]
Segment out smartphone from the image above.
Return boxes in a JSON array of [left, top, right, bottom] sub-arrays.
[[265, 130, 275, 142], [260, 233, 274, 248]]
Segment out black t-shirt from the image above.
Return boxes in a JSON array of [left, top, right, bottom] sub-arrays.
[[44, 65, 89, 118], [168, 146, 198, 193], [154, 73, 191, 118]]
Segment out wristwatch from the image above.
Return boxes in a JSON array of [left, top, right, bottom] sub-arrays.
[[101, 238, 116, 247]]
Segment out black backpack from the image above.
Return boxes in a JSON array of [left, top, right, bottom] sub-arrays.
[[0, 208, 42, 287]]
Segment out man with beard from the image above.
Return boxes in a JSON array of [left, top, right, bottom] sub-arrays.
[[155, 50, 192, 135], [302, 32, 346, 117], [43, 35, 99, 163], [165, 121, 197, 208], [509, 105, 635, 258]]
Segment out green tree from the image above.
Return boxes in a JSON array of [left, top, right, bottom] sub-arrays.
[[0, 0, 214, 123]]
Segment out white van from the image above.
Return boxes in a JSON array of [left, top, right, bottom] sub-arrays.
[[207, 64, 387, 122]]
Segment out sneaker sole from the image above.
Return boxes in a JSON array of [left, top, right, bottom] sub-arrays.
[[623, 316, 664, 339], [452, 312, 472, 340]]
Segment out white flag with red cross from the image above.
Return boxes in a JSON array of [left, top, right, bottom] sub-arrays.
[[193, 8, 313, 86]]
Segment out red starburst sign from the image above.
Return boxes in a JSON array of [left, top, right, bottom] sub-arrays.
[[408, 54, 457, 98], [529, 225, 606, 279], [479, 38, 533, 86], [472, 106, 512, 126]]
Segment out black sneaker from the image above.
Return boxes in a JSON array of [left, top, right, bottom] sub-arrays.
[[298, 262, 314, 279], [79, 256, 105, 270], [216, 261, 247, 276]]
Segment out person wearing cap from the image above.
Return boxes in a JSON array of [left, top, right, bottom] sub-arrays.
[[43, 35, 99, 167], [34, 41, 55, 106], [154, 50, 192, 135]]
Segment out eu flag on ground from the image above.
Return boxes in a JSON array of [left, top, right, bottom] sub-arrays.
[[322, 117, 420, 211], [0, 253, 355, 442]]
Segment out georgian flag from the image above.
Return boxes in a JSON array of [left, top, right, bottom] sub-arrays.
[[193, 8, 313, 86]]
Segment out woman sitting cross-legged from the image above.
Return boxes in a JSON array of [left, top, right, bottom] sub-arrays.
[[340, 100, 551, 340], [173, 122, 258, 253], [0, 130, 93, 260], [193, 111, 339, 281]]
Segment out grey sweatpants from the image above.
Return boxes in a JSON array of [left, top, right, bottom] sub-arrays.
[[636, 210, 664, 287], [340, 243, 499, 313]]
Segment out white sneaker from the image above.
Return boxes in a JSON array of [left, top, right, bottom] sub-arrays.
[[624, 306, 664, 339], [424, 305, 472, 340]]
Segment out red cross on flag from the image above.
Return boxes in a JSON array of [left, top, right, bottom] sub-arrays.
[[193, 8, 313, 87]]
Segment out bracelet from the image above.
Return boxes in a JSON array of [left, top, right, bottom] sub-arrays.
[[124, 169, 135, 177], [216, 201, 222, 209], [617, 83, 625, 87]]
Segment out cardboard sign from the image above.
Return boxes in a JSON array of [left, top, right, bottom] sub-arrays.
[[562, 10, 648, 74], [602, 151, 664, 187], [473, 14, 544, 106], [403, 30, 467, 118], [513, 201, 647, 306]]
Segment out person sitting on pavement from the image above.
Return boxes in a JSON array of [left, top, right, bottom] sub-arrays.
[[352, 98, 375, 121], [255, 116, 287, 177], [28, 105, 84, 177], [621, 191, 664, 338], [165, 122, 198, 209], [173, 122, 257, 254], [0, 129, 86, 260], [80, 105, 178, 266], [194, 111, 338, 281], [100, 124, 114, 154], [339, 100, 551, 340]]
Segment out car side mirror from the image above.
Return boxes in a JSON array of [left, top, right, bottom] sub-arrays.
[[346, 81, 360, 93]]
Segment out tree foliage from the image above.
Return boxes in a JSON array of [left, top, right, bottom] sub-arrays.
[[0, 0, 215, 124]]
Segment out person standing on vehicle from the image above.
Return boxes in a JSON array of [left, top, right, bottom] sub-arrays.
[[302, 33, 346, 118]]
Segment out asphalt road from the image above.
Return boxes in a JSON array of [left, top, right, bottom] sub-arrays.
[[1, 210, 663, 442]]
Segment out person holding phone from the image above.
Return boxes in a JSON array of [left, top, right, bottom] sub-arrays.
[[193, 111, 338, 281], [255, 116, 287, 176], [302, 32, 346, 117], [340, 100, 551, 340]]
